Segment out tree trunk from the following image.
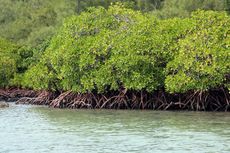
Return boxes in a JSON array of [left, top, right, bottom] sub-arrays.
[[76, 0, 80, 14]]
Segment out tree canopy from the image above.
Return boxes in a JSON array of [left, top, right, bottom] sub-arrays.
[[0, 1, 229, 95], [20, 4, 230, 95]]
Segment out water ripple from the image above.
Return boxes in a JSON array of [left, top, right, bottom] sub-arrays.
[[0, 103, 230, 153]]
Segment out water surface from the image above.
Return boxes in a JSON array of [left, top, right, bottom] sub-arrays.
[[0, 103, 230, 153]]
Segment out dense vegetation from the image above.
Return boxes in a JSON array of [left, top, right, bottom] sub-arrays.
[[0, 0, 229, 46], [0, 1, 229, 110]]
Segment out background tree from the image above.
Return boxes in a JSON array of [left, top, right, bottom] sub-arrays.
[[154, 0, 228, 18]]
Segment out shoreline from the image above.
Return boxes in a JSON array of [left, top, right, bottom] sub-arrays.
[[1, 88, 229, 111]]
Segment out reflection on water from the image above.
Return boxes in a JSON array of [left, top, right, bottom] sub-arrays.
[[0, 103, 230, 153]]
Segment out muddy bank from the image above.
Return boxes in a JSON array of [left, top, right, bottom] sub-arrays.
[[0, 101, 9, 108], [1, 88, 229, 111], [0, 88, 38, 101]]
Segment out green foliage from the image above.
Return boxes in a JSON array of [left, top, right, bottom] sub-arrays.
[[103, 15, 192, 92], [0, 0, 165, 47], [23, 63, 59, 90], [1, 2, 229, 95], [0, 38, 18, 87], [0, 0, 227, 46], [25, 4, 146, 91], [165, 11, 230, 93], [0, 38, 38, 87], [23, 4, 193, 92], [0, 0, 76, 47]]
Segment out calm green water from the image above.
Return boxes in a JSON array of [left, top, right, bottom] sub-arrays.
[[0, 103, 230, 153]]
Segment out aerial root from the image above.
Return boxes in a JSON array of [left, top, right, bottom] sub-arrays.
[[16, 91, 56, 105], [4, 87, 229, 111]]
